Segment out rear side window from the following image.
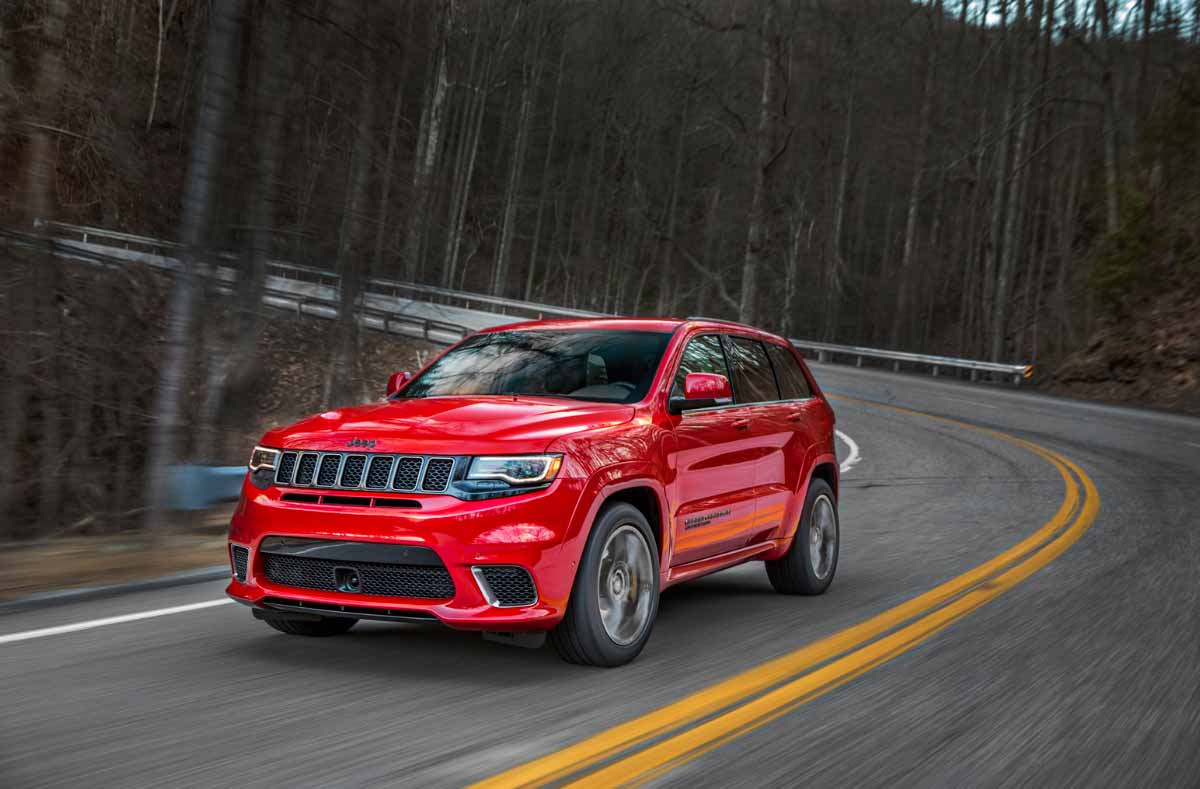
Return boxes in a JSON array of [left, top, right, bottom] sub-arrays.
[[766, 343, 813, 400], [672, 335, 729, 397], [723, 336, 780, 404]]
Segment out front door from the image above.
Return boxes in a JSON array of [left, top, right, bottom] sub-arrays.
[[668, 335, 761, 566]]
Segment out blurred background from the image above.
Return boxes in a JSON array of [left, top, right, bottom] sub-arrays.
[[0, 0, 1197, 598]]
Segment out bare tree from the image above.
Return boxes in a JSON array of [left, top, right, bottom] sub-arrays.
[[143, 0, 242, 530]]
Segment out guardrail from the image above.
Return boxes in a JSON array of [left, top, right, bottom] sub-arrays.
[[38, 219, 599, 321], [28, 219, 1032, 383], [4, 226, 472, 347], [789, 339, 1032, 383]]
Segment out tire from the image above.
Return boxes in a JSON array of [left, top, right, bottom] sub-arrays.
[[765, 478, 839, 595], [550, 502, 660, 667], [264, 615, 358, 637]]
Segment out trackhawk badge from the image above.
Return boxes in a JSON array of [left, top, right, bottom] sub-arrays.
[[346, 437, 377, 449]]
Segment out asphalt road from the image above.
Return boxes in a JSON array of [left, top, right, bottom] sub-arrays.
[[3, 365, 1198, 787]]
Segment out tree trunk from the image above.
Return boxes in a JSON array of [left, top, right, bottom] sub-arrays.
[[823, 95, 854, 341], [656, 95, 690, 315], [220, 1, 294, 420], [738, 0, 776, 325], [373, 2, 416, 279], [325, 7, 378, 408], [891, 0, 941, 349], [403, 1, 452, 282], [3, 0, 67, 530], [990, 0, 1043, 363], [442, 29, 490, 289], [143, 0, 242, 530], [493, 12, 544, 296], [1096, 0, 1121, 235], [526, 44, 566, 302]]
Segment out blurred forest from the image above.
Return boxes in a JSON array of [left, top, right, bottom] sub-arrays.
[[2, 0, 1199, 536]]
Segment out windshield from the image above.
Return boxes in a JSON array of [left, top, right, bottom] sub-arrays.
[[398, 330, 673, 404]]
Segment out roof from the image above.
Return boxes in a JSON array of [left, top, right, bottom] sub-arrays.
[[478, 317, 685, 334], [477, 316, 788, 344]]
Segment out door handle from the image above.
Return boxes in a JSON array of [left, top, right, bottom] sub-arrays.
[[732, 418, 750, 430], [787, 411, 804, 423]]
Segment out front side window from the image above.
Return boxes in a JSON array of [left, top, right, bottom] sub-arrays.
[[398, 330, 672, 404], [723, 336, 780, 404], [671, 334, 730, 397], [766, 343, 813, 400]]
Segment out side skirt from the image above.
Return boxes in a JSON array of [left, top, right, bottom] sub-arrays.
[[664, 540, 784, 588]]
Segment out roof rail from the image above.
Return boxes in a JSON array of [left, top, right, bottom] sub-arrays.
[[684, 315, 754, 328]]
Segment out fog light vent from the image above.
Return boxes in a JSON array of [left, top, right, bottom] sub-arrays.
[[230, 544, 249, 582], [472, 565, 537, 607]]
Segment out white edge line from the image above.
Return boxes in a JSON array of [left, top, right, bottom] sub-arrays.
[[0, 599, 233, 646], [836, 429, 861, 474]]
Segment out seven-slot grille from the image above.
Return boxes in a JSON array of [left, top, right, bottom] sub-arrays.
[[274, 451, 458, 493], [262, 554, 455, 599]]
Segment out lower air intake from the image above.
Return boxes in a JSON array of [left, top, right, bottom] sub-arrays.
[[474, 565, 537, 607], [263, 554, 455, 600], [230, 545, 249, 582]]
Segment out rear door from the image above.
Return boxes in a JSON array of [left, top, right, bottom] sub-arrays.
[[667, 334, 761, 566], [720, 335, 792, 547], [761, 341, 822, 534]]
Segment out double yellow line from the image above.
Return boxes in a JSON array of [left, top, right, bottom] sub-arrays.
[[473, 396, 1101, 789]]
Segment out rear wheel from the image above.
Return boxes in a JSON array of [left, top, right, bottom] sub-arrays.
[[550, 502, 660, 667], [263, 616, 358, 637], [766, 478, 838, 595]]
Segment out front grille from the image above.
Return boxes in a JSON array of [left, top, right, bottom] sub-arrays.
[[230, 545, 249, 582], [422, 458, 454, 491], [392, 457, 423, 490], [365, 456, 393, 488], [263, 554, 455, 599], [316, 455, 341, 486], [295, 453, 318, 486], [340, 455, 366, 487], [475, 566, 537, 607], [274, 450, 457, 494], [275, 452, 297, 485]]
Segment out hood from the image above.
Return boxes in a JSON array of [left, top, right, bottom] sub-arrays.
[[261, 396, 635, 456]]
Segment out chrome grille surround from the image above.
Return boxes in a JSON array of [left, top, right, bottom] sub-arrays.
[[275, 451, 458, 494]]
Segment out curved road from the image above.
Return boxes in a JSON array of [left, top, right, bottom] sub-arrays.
[[2, 365, 1198, 787]]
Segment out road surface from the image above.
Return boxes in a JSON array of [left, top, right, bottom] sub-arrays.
[[2, 364, 1198, 787]]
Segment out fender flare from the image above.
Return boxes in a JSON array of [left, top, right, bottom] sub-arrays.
[[556, 467, 672, 570]]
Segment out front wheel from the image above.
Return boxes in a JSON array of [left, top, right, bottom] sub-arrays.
[[550, 502, 660, 667], [765, 478, 839, 595]]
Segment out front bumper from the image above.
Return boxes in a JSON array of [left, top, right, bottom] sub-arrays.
[[226, 475, 587, 631]]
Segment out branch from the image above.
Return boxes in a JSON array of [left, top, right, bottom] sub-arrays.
[[657, 232, 740, 313]]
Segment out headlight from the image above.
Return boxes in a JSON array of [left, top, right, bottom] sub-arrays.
[[248, 446, 280, 471], [467, 455, 562, 486]]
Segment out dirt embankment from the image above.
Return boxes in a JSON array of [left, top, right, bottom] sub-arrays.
[[1042, 286, 1200, 415]]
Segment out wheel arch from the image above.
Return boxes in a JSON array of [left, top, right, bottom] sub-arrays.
[[600, 485, 666, 561], [809, 459, 839, 500]]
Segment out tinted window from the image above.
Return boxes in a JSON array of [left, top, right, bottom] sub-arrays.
[[672, 335, 730, 397], [766, 343, 813, 399], [399, 330, 671, 403], [724, 337, 779, 404]]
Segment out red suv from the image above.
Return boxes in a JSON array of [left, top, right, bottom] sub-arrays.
[[227, 318, 840, 666]]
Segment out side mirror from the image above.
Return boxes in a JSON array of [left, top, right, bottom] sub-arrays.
[[669, 372, 733, 414], [386, 371, 413, 397]]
